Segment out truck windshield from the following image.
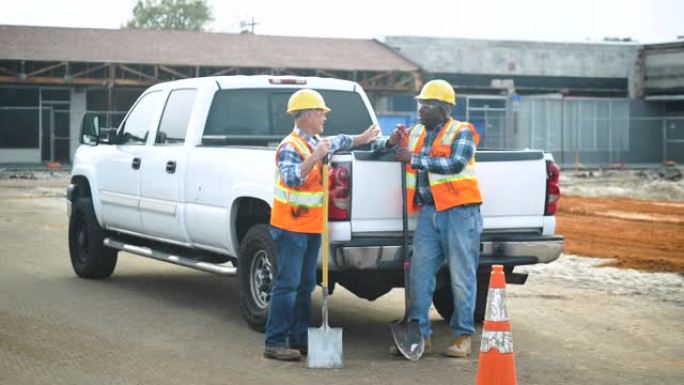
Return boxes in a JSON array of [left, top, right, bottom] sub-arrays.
[[203, 88, 373, 141]]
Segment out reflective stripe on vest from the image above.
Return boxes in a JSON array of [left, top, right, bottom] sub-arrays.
[[407, 125, 425, 152], [427, 163, 478, 186], [439, 121, 461, 146], [273, 184, 323, 208], [406, 171, 417, 187], [287, 136, 310, 157], [404, 124, 424, 214]]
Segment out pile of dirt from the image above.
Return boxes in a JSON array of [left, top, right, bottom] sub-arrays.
[[556, 195, 684, 274]]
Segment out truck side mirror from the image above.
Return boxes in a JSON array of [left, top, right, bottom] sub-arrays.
[[97, 127, 120, 145], [80, 113, 100, 145]]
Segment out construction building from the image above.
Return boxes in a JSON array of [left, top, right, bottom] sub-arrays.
[[381, 37, 684, 166], [0, 25, 682, 166]]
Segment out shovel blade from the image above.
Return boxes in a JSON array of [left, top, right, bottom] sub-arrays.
[[390, 320, 424, 361], [307, 326, 343, 368]]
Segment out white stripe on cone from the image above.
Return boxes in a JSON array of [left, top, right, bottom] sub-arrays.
[[480, 331, 514, 354], [484, 288, 509, 321]]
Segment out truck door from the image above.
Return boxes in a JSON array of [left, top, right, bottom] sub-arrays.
[[139, 88, 198, 242], [97, 91, 165, 233]]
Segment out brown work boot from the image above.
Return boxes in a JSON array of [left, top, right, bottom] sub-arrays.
[[264, 346, 302, 361], [388, 336, 432, 356], [444, 335, 471, 358]]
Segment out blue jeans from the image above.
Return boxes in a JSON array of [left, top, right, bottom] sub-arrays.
[[265, 226, 321, 348], [408, 204, 483, 338]]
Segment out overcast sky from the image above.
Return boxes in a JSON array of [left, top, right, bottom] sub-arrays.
[[0, 0, 681, 43]]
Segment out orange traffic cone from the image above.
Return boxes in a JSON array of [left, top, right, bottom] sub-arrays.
[[475, 265, 517, 385]]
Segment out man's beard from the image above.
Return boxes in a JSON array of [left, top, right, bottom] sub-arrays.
[[419, 116, 442, 129]]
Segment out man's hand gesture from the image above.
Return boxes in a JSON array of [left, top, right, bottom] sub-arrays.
[[387, 124, 407, 147], [354, 124, 380, 146]]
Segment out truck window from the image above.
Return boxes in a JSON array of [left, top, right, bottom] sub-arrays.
[[156, 89, 197, 145], [203, 88, 373, 140], [119, 91, 164, 145]]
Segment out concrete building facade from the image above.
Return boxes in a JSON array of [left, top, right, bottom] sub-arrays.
[[380, 36, 684, 166]]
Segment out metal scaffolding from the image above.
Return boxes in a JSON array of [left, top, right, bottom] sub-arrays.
[[0, 60, 422, 93]]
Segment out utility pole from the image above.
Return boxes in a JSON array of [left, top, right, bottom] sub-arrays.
[[240, 17, 259, 34]]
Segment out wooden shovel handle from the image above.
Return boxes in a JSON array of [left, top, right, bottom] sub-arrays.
[[322, 158, 330, 288]]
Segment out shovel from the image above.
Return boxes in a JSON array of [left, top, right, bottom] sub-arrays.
[[308, 156, 343, 369], [389, 149, 425, 361]]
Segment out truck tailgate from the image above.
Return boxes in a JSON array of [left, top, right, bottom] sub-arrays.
[[349, 150, 547, 235]]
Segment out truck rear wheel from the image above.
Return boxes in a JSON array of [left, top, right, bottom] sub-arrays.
[[238, 224, 275, 332], [432, 272, 489, 324], [68, 198, 118, 279]]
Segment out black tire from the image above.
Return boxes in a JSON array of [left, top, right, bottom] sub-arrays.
[[68, 198, 117, 279], [432, 272, 490, 324], [238, 224, 276, 332]]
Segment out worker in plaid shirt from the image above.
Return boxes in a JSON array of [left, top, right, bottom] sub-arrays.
[[265, 88, 378, 361], [277, 129, 351, 187], [371, 122, 475, 206], [372, 80, 483, 359]]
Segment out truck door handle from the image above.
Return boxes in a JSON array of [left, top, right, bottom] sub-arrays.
[[166, 161, 177, 174], [131, 157, 141, 170]]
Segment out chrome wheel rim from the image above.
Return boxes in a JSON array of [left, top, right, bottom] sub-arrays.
[[250, 250, 272, 309]]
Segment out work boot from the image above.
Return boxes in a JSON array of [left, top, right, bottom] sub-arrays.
[[290, 343, 308, 356], [388, 336, 432, 356], [444, 335, 471, 358], [264, 346, 302, 361]]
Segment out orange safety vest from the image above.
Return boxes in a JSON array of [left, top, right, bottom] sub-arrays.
[[404, 118, 483, 213], [270, 132, 325, 233]]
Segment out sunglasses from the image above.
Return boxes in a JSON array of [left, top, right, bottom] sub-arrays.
[[418, 100, 441, 110]]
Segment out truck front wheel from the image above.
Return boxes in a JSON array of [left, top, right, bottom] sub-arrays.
[[68, 198, 117, 279], [432, 272, 489, 324], [238, 224, 276, 332]]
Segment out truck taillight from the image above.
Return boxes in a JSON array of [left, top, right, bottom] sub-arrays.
[[545, 160, 560, 215], [328, 162, 351, 221]]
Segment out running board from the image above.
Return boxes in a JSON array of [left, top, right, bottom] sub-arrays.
[[104, 238, 237, 277]]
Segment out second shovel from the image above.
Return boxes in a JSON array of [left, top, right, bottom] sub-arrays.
[[389, 162, 424, 361]]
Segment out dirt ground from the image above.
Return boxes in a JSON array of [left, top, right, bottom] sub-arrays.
[[557, 195, 684, 273], [0, 170, 682, 385]]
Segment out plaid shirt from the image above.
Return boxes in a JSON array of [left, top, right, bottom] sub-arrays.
[[372, 120, 476, 206], [277, 127, 353, 187]]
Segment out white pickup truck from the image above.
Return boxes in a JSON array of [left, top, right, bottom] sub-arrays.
[[67, 75, 563, 331]]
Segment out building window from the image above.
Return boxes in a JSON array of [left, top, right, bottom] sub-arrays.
[[0, 88, 39, 106], [518, 97, 629, 152], [0, 108, 40, 148], [0, 88, 40, 149]]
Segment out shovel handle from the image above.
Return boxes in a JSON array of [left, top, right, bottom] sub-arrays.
[[322, 156, 330, 289], [400, 163, 411, 316]]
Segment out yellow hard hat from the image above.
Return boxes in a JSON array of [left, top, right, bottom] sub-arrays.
[[415, 79, 456, 105], [287, 89, 331, 114]]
